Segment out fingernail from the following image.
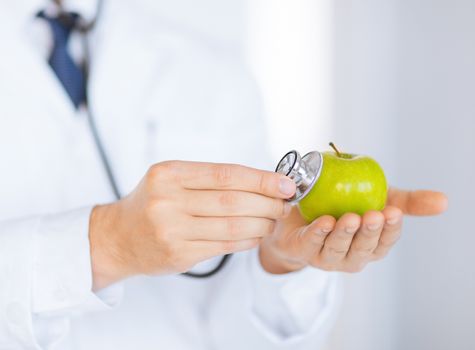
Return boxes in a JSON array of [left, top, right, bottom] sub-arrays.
[[367, 223, 381, 231], [345, 226, 358, 234], [386, 217, 400, 225], [279, 178, 296, 197]]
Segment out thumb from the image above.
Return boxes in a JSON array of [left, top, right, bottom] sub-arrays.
[[387, 188, 448, 216]]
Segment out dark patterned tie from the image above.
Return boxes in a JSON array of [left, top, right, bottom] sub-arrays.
[[38, 11, 86, 109]]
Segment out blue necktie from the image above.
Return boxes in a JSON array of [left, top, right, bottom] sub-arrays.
[[38, 11, 86, 109]]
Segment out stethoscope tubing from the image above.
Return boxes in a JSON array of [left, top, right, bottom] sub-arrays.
[[70, 0, 231, 278]]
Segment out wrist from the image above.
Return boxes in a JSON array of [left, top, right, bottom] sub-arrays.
[[258, 242, 306, 274], [89, 204, 132, 291]]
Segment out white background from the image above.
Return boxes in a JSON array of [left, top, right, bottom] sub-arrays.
[[148, 0, 474, 349]]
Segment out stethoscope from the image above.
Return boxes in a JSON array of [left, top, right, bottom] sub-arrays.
[[59, 0, 231, 278]]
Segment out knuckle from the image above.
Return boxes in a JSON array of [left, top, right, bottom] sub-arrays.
[[318, 262, 338, 272], [294, 226, 307, 239], [148, 161, 171, 178], [257, 172, 268, 194], [225, 217, 242, 237], [247, 238, 261, 249], [266, 220, 276, 235], [353, 245, 376, 257], [148, 161, 181, 184], [335, 232, 353, 243], [309, 235, 325, 247], [144, 199, 162, 218], [359, 229, 378, 239], [326, 246, 348, 256], [214, 164, 234, 187], [254, 220, 275, 238], [147, 164, 162, 179], [219, 191, 239, 208], [271, 199, 286, 218], [144, 199, 171, 221], [155, 226, 174, 246], [221, 240, 237, 253], [159, 240, 178, 260], [152, 218, 180, 247]]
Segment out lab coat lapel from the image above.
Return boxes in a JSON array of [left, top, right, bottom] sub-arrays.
[[0, 14, 77, 126], [85, 5, 175, 193]]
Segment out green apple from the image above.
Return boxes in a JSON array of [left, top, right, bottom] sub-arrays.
[[298, 144, 388, 222]]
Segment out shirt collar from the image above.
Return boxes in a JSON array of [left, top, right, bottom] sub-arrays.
[[13, 0, 99, 27], [61, 0, 99, 25]]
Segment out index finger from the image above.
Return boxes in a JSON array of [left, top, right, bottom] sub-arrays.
[[176, 162, 296, 199]]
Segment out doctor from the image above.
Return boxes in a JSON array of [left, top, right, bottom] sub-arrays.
[[0, 0, 448, 349]]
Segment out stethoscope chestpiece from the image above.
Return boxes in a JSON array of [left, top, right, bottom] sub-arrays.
[[275, 150, 323, 204]]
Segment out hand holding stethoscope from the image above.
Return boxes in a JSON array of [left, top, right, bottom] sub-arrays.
[[50, 0, 280, 279]]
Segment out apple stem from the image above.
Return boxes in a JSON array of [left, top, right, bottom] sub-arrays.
[[329, 142, 342, 157]]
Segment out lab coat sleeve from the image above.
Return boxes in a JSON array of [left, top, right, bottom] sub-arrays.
[[0, 208, 123, 349], [206, 250, 341, 350]]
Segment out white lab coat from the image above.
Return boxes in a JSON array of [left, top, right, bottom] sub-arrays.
[[0, 0, 340, 349]]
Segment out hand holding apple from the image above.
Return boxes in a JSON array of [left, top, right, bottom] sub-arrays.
[[259, 144, 448, 274], [259, 188, 448, 274]]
